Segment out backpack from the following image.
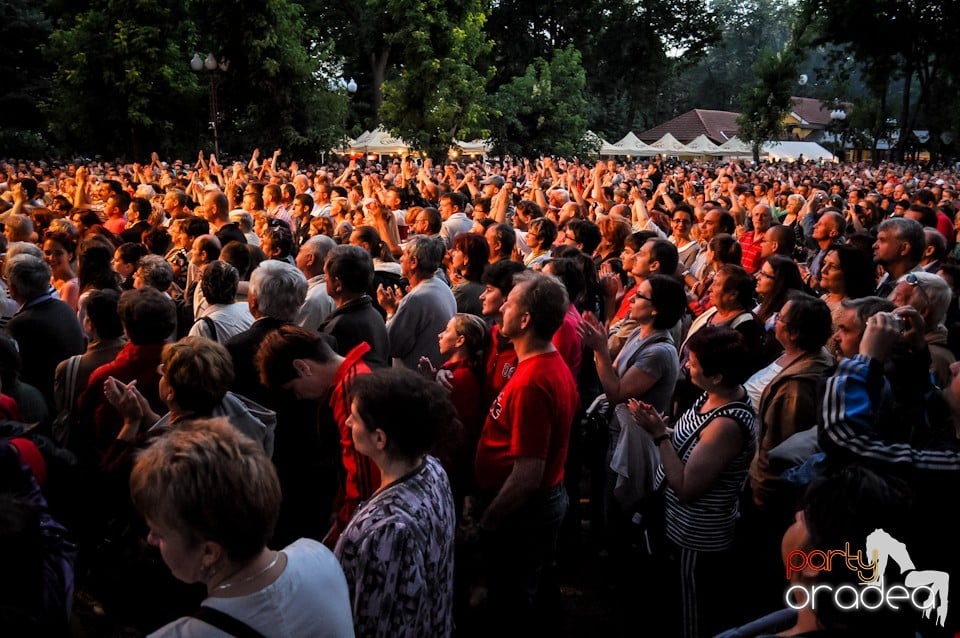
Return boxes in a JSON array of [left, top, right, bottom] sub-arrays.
[[51, 355, 82, 447]]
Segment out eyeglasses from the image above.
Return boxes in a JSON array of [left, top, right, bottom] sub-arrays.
[[774, 311, 792, 326], [905, 272, 930, 305], [757, 270, 775, 279], [634, 291, 654, 303], [672, 218, 691, 225]]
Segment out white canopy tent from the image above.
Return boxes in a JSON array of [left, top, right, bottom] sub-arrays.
[[647, 133, 689, 154], [715, 136, 754, 158], [597, 139, 623, 157], [597, 131, 656, 156], [454, 139, 492, 157], [761, 141, 834, 162], [680, 134, 722, 157], [346, 127, 410, 155]]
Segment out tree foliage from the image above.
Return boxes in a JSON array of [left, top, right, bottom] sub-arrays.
[[797, 0, 960, 159], [483, 0, 719, 139], [187, 0, 348, 157], [671, 0, 796, 114], [7, 0, 960, 160], [0, 0, 55, 155], [379, 0, 492, 159], [737, 47, 803, 162], [43, 0, 199, 158], [489, 45, 589, 158]]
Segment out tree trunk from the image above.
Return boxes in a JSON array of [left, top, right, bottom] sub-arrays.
[[896, 60, 914, 163], [369, 47, 390, 126]]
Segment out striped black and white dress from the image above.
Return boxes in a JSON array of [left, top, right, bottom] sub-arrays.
[[655, 393, 758, 552]]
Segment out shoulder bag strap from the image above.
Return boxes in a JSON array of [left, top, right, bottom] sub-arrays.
[[622, 333, 672, 370], [201, 316, 218, 342], [191, 606, 267, 638], [61, 354, 82, 411]]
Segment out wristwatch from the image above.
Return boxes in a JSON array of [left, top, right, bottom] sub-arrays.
[[653, 433, 671, 446]]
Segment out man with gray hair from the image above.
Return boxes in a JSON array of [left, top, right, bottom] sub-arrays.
[[134, 255, 175, 293], [295, 234, 337, 332], [226, 260, 308, 405], [891, 270, 955, 387], [377, 236, 456, 368], [3, 213, 35, 243], [4, 254, 84, 409], [874, 216, 925, 298]]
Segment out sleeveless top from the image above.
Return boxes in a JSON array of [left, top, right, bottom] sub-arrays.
[[655, 392, 757, 552]]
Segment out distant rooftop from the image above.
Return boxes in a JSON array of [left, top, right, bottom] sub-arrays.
[[639, 109, 741, 145]]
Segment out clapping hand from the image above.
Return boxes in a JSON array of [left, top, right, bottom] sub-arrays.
[[376, 283, 403, 314], [417, 356, 438, 380], [104, 377, 149, 428], [577, 310, 607, 353], [627, 399, 668, 438]]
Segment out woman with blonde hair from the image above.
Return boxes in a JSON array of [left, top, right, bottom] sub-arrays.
[[131, 418, 354, 637]]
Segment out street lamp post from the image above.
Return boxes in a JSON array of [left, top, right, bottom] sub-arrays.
[[830, 105, 847, 162], [327, 77, 357, 164], [190, 53, 229, 159]]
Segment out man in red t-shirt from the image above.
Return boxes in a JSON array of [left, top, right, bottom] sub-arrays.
[[474, 272, 579, 629], [258, 326, 378, 546]]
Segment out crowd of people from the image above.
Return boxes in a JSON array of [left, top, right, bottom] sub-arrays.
[[2, 150, 960, 637]]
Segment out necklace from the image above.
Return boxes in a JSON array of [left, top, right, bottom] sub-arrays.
[[212, 551, 281, 592]]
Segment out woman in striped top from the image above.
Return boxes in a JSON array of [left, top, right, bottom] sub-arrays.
[[629, 326, 758, 638]]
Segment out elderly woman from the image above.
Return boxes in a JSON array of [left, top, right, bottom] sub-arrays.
[[630, 326, 758, 638], [130, 418, 354, 637], [744, 292, 835, 512], [667, 205, 700, 271], [523, 217, 557, 269], [104, 337, 275, 456], [334, 368, 457, 638], [676, 264, 762, 417]]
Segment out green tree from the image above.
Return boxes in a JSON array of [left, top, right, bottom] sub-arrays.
[[482, 0, 718, 140], [671, 0, 796, 114], [379, 0, 492, 159], [44, 0, 199, 158], [797, 0, 960, 159], [489, 45, 589, 158], [737, 47, 803, 162], [0, 0, 54, 155], [188, 0, 348, 158]]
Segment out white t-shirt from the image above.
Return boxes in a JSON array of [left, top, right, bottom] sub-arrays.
[[743, 360, 783, 412], [149, 538, 355, 638]]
